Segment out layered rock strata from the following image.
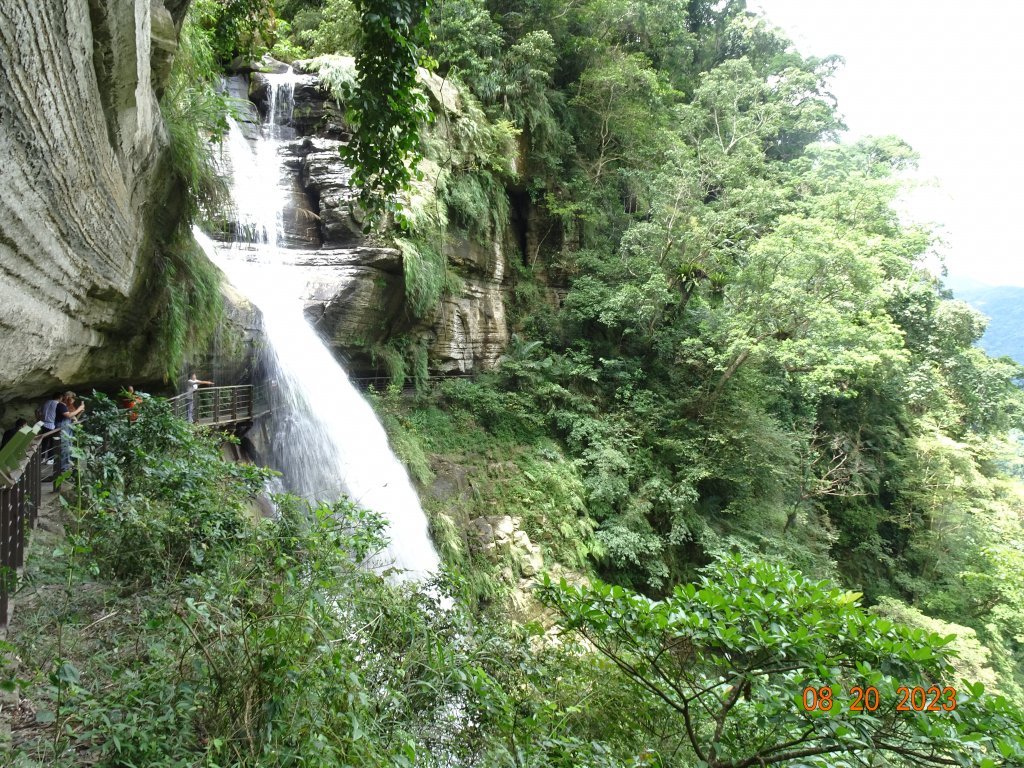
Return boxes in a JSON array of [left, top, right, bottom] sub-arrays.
[[219, 65, 514, 377], [0, 0, 185, 406]]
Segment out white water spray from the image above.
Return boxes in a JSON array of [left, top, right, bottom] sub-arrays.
[[197, 70, 440, 581]]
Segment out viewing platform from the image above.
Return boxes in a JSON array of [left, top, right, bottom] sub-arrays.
[[1, 384, 269, 628], [167, 383, 271, 427]]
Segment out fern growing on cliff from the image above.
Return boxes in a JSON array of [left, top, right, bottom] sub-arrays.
[[301, 54, 358, 103], [150, 4, 232, 379], [161, 6, 231, 221], [152, 232, 223, 382], [395, 237, 448, 320]]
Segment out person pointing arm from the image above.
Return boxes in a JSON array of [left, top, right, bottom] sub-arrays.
[[186, 372, 214, 422]]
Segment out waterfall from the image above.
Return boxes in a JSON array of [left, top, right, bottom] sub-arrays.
[[196, 70, 440, 581]]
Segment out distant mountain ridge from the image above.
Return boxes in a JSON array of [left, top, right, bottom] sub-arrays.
[[947, 278, 1024, 363]]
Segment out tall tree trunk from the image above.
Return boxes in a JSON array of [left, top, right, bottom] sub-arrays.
[[709, 348, 751, 402]]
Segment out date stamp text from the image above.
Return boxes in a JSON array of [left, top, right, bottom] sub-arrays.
[[801, 685, 957, 712]]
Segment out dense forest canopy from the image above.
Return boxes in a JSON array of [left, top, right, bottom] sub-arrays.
[[211, 0, 1024, 735], [7, 0, 1024, 765]]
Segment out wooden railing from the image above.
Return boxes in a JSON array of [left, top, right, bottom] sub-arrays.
[[0, 386, 268, 628], [0, 429, 57, 628], [167, 384, 268, 426]]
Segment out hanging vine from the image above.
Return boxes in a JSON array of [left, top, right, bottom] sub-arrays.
[[343, 0, 433, 230]]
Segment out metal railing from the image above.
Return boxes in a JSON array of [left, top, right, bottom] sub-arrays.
[[167, 384, 268, 426], [0, 429, 57, 628], [1, 385, 269, 627]]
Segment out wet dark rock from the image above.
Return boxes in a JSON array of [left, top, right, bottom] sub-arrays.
[[299, 141, 363, 244], [221, 76, 262, 139], [291, 81, 348, 138], [257, 55, 291, 74], [248, 74, 270, 116]]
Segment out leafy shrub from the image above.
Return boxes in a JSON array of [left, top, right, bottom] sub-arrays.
[[21, 495, 492, 767], [70, 392, 269, 582], [539, 555, 1024, 768], [190, 0, 276, 64], [295, 0, 360, 55]]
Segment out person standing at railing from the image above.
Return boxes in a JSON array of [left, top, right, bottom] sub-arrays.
[[40, 393, 59, 431], [40, 393, 61, 462], [55, 391, 85, 474], [186, 373, 214, 423]]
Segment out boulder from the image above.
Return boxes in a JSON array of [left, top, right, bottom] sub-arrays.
[[468, 514, 544, 577], [257, 54, 291, 74]]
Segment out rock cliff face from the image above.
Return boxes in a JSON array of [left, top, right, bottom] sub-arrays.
[[0, 7, 516, 414], [0, 0, 185, 408], [219, 65, 514, 378]]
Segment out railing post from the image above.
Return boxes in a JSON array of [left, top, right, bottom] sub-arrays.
[[29, 447, 40, 527], [14, 473, 25, 569], [231, 388, 238, 421], [213, 388, 221, 423], [28, 450, 35, 527], [52, 434, 60, 492], [1, 486, 10, 627]]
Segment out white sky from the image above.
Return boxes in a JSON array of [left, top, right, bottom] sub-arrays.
[[752, 0, 1024, 287]]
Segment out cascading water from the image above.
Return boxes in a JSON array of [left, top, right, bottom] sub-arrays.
[[196, 69, 440, 581]]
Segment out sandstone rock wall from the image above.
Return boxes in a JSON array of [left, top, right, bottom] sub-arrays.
[[0, 0, 182, 407], [430, 235, 510, 373]]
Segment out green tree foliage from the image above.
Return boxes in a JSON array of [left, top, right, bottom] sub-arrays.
[[370, 0, 1024, 700], [10, 393, 486, 766], [291, 0, 361, 55], [192, 0, 278, 63], [342, 0, 433, 227], [538, 556, 1024, 767]]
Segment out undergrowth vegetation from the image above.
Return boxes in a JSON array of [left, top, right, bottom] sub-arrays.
[[5, 395, 1023, 766], [6, 397, 478, 766], [71, 393, 266, 582]]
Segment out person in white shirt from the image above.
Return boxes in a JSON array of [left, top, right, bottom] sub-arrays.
[[186, 372, 214, 422]]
